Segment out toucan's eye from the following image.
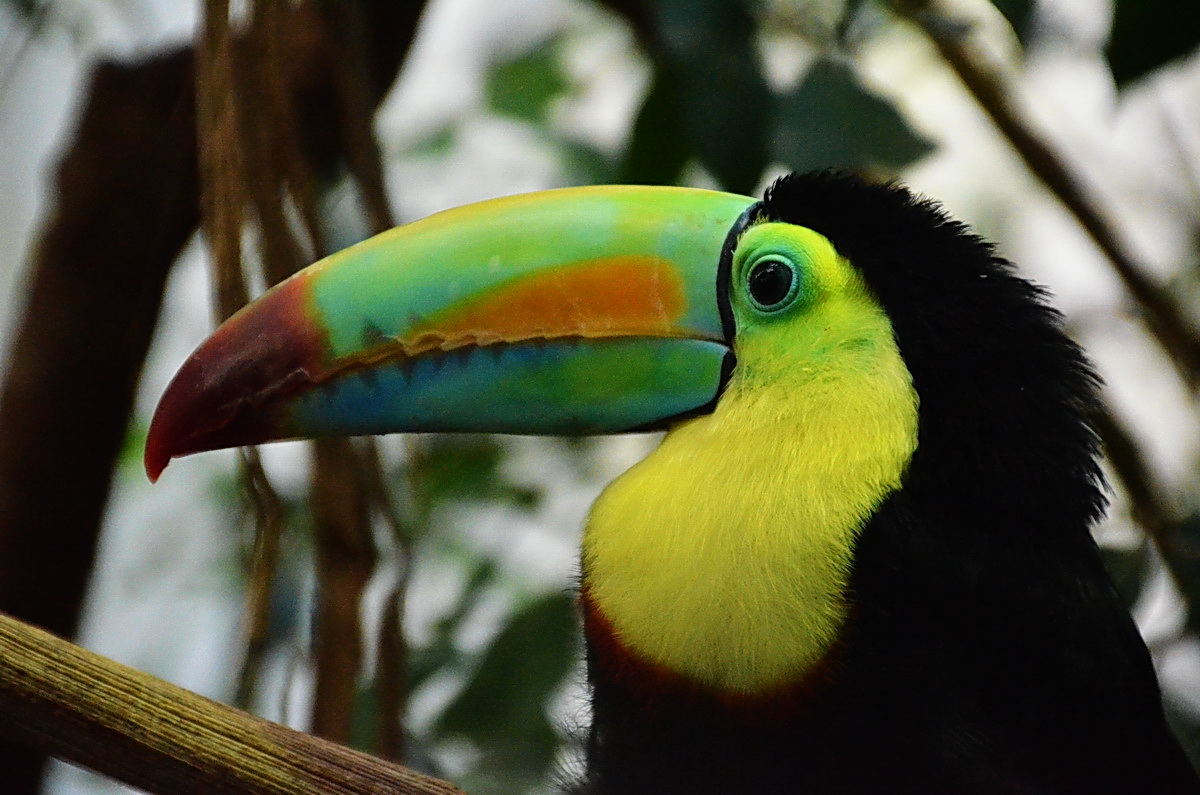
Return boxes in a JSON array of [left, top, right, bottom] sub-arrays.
[[746, 256, 799, 312]]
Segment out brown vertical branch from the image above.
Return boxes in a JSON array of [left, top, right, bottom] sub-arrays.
[[892, 0, 1200, 390], [365, 440, 417, 761], [324, 3, 398, 233], [233, 450, 289, 710], [0, 47, 200, 792], [309, 439, 379, 742], [198, 0, 247, 320]]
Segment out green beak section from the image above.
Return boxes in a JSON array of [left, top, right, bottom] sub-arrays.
[[145, 185, 755, 480]]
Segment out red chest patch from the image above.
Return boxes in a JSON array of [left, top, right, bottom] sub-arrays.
[[579, 586, 845, 729]]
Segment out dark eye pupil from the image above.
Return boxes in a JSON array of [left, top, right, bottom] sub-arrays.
[[748, 259, 794, 308]]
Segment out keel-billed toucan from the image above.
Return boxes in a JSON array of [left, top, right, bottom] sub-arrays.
[[146, 172, 1199, 792]]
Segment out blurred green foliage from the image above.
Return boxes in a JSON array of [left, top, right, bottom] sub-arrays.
[[398, 437, 572, 790], [640, 0, 771, 193], [487, 45, 570, 125], [411, 437, 540, 512], [772, 58, 932, 175], [485, 36, 617, 184], [436, 591, 578, 793]]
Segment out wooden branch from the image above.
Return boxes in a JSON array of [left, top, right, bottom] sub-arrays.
[[0, 611, 462, 794]]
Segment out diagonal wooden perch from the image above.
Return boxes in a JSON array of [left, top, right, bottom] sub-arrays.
[[0, 612, 462, 794]]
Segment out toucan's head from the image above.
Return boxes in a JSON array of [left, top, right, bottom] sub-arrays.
[[144, 175, 911, 476]]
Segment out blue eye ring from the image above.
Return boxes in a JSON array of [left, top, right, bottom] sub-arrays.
[[745, 255, 801, 313]]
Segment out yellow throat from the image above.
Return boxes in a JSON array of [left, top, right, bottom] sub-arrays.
[[581, 224, 920, 694]]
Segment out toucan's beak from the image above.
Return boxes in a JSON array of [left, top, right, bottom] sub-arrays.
[[145, 185, 755, 480]]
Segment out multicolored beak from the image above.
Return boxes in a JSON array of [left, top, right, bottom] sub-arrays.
[[145, 185, 756, 480]]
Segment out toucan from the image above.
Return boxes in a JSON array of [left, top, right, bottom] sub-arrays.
[[146, 172, 1198, 793]]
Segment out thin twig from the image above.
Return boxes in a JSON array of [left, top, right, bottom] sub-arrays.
[[234, 448, 289, 710], [324, 2, 398, 234], [309, 438, 378, 743], [1092, 404, 1200, 636], [198, 0, 247, 322], [233, 8, 310, 281], [362, 439, 417, 761], [0, 611, 462, 794]]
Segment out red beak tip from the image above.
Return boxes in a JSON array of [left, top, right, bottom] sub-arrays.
[[144, 432, 170, 483]]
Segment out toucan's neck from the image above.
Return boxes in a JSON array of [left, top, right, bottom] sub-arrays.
[[580, 300, 918, 696]]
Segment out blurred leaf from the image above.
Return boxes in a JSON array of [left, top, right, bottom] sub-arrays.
[[617, 0, 769, 192], [436, 591, 578, 791], [1164, 699, 1200, 773], [773, 57, 933, 174], [118, 421, 149, 474], [1107, 0, 1200, 86], [618, 70, 689, 185], [412, 437, 540, 511], [3, 0, 38, 19], [560, 139, 618, 184], [654, 0, 771, 193], [1167, 511, 1200, 636], [486, 41, 569, 124], [409, 124, 458, 158], [1097, 542, 1148, 610], [416, 437, 503, 502], [990, 0, 1035, 46], [835, 0, 871, 44], [349, 684, 380, 752], [408, 559, 500, 690]]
